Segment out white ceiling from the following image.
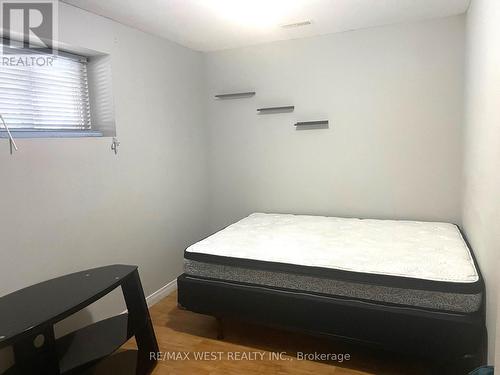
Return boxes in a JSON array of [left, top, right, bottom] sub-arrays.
[[61, 0, 471, 52]]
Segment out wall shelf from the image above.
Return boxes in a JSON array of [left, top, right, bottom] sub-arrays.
[[295, 120, 329, 128], [215, 92, 255, 99], [257, 106, 295, 114]]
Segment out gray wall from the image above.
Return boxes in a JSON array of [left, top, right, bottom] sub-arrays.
[[1, 5, 488, 369], [463, 0, 500, 364], [0, 0, 208, 343], [205, 16, 465, 231]]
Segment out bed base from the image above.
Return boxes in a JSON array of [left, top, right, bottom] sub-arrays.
[[177, 274, 487, 375]]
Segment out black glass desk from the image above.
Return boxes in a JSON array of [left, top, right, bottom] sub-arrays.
[[0, 265, 158, 374]]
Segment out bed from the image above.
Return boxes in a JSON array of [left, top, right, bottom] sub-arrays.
[[177, 213, 487, 373]]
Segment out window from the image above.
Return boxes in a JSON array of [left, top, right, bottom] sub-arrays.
[[0, 47, 93, 135]]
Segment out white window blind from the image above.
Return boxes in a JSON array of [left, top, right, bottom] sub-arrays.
[[0, 52, 92, 131]]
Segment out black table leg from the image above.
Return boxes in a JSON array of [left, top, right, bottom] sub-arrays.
[[121, 270, 159, 375], [13, 324, 60, 374]]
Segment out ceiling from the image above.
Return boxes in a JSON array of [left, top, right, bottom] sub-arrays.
[[61, 0, 471, 52]]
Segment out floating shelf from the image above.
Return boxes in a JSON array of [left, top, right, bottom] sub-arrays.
[[257, 106, 295, 114], [215, 92, 255, 99], [295, 120, 329, 128]]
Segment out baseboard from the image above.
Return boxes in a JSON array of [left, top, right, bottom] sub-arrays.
[[121, 278, 177, 314], [145, 278, 178, 307]]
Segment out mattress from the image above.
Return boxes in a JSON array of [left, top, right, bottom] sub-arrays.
[[184, 213, 483, 313]]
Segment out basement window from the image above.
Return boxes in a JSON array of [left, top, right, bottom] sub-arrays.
[[0, 41, 114, 138]]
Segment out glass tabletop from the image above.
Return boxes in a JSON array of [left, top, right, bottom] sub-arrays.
[[0, 265, 137, 348]]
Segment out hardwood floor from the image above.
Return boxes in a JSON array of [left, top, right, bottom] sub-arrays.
[[122, 291, 433, 375]]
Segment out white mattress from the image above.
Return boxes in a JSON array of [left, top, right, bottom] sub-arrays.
[[186, 213, 479, 283]]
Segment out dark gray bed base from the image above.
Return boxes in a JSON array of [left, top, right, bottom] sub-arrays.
[[177, 273, 487, 375]]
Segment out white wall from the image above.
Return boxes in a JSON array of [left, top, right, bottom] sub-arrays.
[[0, 1, 208, 362], [205, 16, 465, 231], [463, 0, 500, 364]]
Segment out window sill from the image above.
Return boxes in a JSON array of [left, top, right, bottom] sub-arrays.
[[0, 130, 104, 139]]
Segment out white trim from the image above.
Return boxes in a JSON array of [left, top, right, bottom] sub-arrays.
[[121, 278, 177, 314], [145, 279, 178, 307]]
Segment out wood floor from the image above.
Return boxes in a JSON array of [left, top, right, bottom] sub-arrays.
[[122, 291, 433, 375]]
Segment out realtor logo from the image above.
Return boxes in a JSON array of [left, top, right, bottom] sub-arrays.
[[1, 0, 57, 54]]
